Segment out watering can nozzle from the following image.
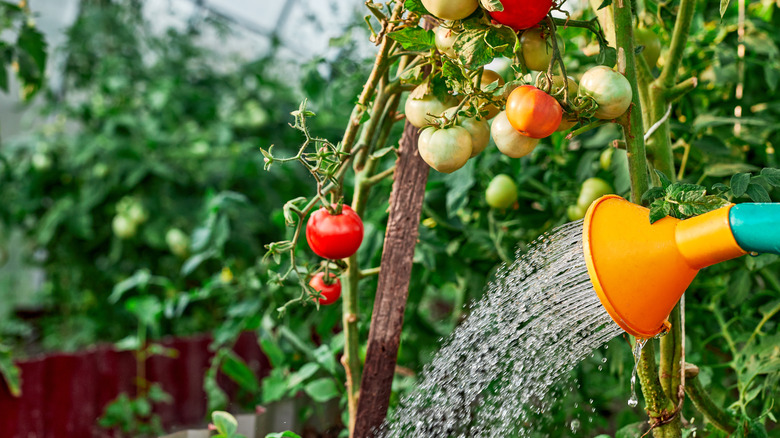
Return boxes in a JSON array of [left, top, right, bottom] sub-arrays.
[[582, 196, 780, 338]]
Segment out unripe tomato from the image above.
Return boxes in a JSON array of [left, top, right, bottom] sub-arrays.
[[545, 75, 580, 131], [567, 204, 586, 221], [475, 69, 506, 119], [434, 25, 457, 58], [443, 107, 490, 157], [634, 28, 661, 68], [31, 152, 52, 171], [489, 0, 553, 30], [490, 111, 541, 158], [112, 215, 137, 240], [521, 28, 563, 71], [126, 202, 148, 225], [404, 89, 457, 128], [166, 228, 190, 258], [486, 174, 519, 209], [600, 148, 614, 171], [576, 177, 614, 210], [309, 272, 341, 306], [306, 205, 364, 259], [578, 66, 633, 120], [422, 0, 479, 21], [418, 126, 473, 173], [505, 85, 562, 138]]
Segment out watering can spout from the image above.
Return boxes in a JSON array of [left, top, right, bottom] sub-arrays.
[[582, 196, 779, 338]]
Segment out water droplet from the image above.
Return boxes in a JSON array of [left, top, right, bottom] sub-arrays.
[[628, 394, 638, 408], [570, 419, 581, 432]]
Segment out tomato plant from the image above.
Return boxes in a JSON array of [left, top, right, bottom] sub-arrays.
[[486, 174, 519, 209], [443, 107, 490, 157], [576, 177, 614, 210], [305, 205, 364, 260], [421, 0, 479, 21], [520, 28, 561, 71], [578, 66, 633, 120], [309, 272, 341, 306], [505, 85, 562, 138], [418, 125, 473, 173], [490, 110, 541, 158], [634, 27, 661, 68], [475, 69, 505, 119], [489, 0, 554, 31]]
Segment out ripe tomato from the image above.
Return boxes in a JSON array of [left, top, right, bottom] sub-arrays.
[[422, 0, 479, 21], [418, 125, 473, 173], [306, 205, 364, 259], [309, 272, 341, 306], [490, 111, 540, 158], [505, 85, 562, 138], [434, 26, 457, 58], [475, 69, 505, 119], [443, 107, 490, 157], [520, 28, 562, 71], [635, 28, 661, 68], [578, 66, 633, 120], [489, 0, 553, 30], [405, 88, 457, 128], [576, 177, 614, 210], [486, 174, 519, 209]]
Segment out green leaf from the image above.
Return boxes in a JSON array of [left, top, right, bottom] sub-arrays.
[[730, 173, 751, 197], [0, 349, 21, 397], [287, 362, 320, 389], [648, 199, 670, 224], [654, 169, 672, 189], [745, 183, 771, 203], [109, 269, 152, 303], [720, 0, 731, 18], [597, 45, 617, 67], [212, 411, 239, 437], [454, 27, 498, 69], [597, 0, 613, 10], [261, 368, 288, 403], [704, 162, 761, 178], [641, 186, 665, 203], [313, 344, 338, 375], [760, 168, 780, 187], [387, 27, 434, 52], [265, 432, 302, 438], [480, 0, 504, 12], [303, 378, 340, 403], [403, 0, 429, 14], [616, 422, 645, 438], [259, 337, 286, 369], [221, 352, 260, 393]]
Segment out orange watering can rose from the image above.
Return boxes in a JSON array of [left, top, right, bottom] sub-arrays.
[[582, 195, 779, 338]]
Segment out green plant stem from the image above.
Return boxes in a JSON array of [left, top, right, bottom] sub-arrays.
[[684, 364, 737, 433]]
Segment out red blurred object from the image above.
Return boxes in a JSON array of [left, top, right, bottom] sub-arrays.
[[489, 0, 553, 30], [0, 332, 268, 437]]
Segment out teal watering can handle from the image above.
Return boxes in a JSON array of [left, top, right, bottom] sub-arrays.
[[729, 204, 780, 255]]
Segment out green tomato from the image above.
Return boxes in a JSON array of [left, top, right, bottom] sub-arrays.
[[486, 174, 519, 209], [576, 177, 614, 210], [404, 88, 457, 128], [578, 66, 633, 120], [600, 148, 614, 171], [567, 204, 586, 221], [126, 202, 148, 225], [421, 0, 479, 21], [490, 111, 540, 158], [634, 28, 661, 68], [418, 126, 472, 173], [112, 215, 137, 239], [434, 25, 457, 58], [443, 107, 490, 157], [520, 28, 564, 71], [166, 228, 190, 258], [31, 152, 52, 171]]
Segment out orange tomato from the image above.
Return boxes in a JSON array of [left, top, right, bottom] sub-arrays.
[[505, 85, 562, 138]]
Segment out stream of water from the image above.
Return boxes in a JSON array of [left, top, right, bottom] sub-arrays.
[[381, 221, 625, 437]]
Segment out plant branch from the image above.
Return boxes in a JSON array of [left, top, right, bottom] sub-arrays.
[[684, 363, 737, 433]]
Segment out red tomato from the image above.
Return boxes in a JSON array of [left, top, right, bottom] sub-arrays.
[[489, 0, 553, 31], [306, 205, 364, 259], [309, 272, 341, 305], [505, 85, 562, 139]]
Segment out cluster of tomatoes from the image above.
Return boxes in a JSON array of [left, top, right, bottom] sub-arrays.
[[304, 205, 364, 305], [406, 0, 637, 175]]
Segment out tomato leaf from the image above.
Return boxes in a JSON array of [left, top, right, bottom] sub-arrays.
[[387, 27, 434, 52], [597, 0, 613, 10], [403, 0, 429, 14], [221, 352, 260, 393], [480, 0, 504, 12], [745, 183, 771, 203], [0, 348, 21, 397], [597, 45, 617, 68], [212, 411, 239, 436], [730, 172, 751, 197], [760, 167, 780, 187], [303, 378, 340, 403]]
